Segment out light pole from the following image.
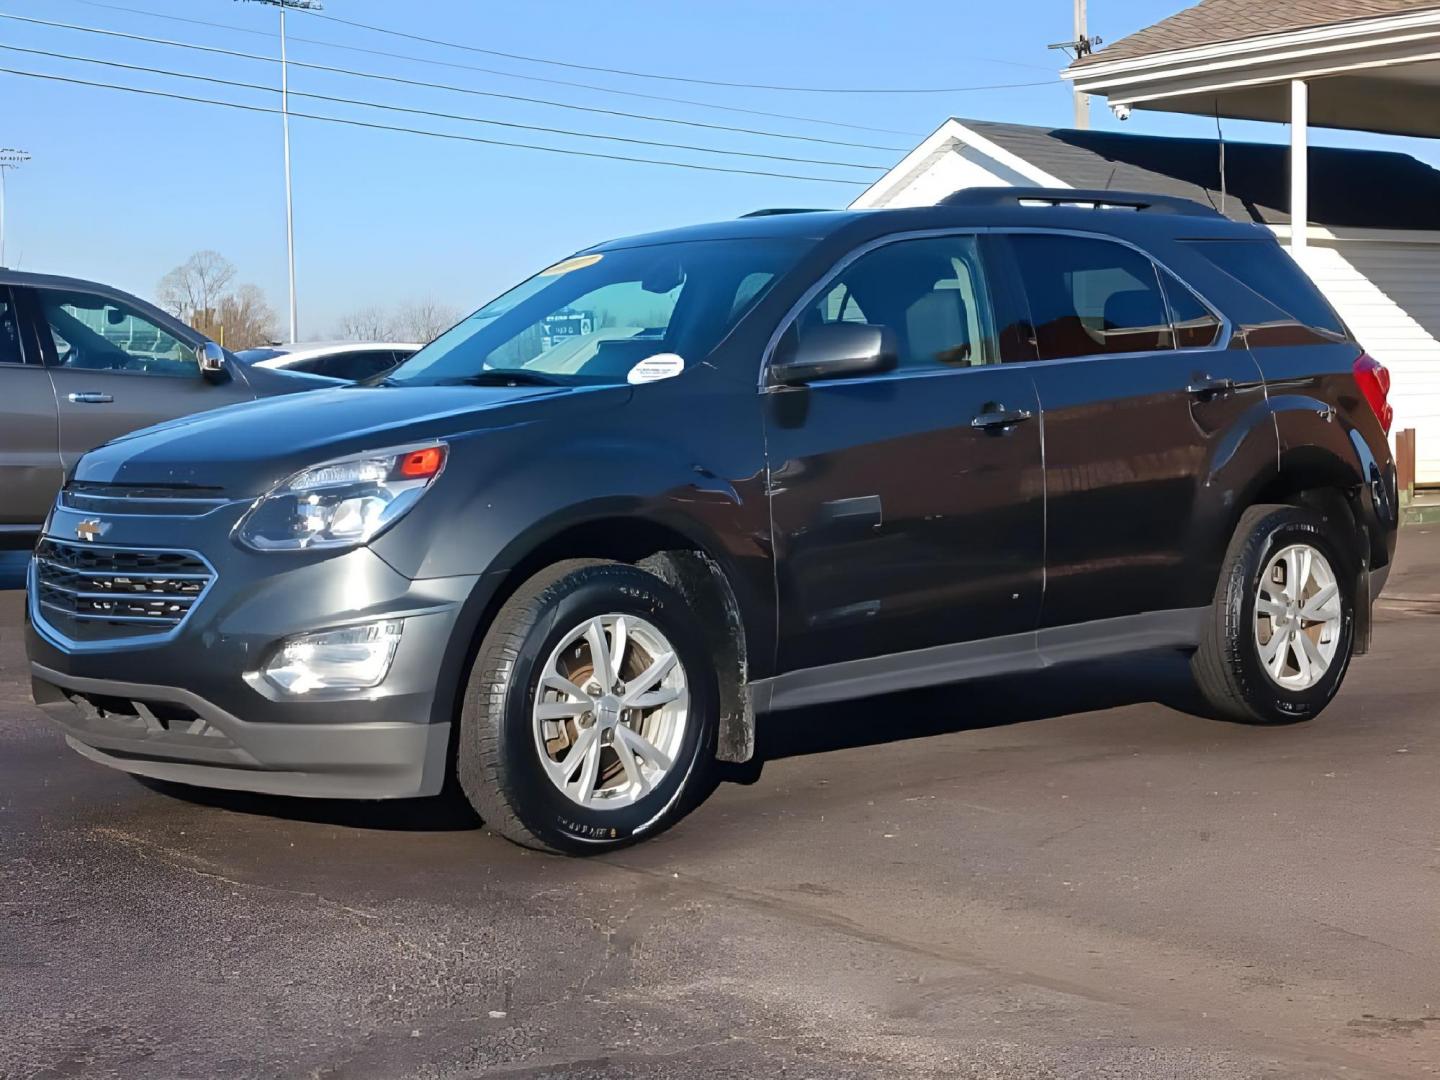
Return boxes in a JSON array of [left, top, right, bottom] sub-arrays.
[[237, 0, 322, 342], [0, 149, 30, 267]]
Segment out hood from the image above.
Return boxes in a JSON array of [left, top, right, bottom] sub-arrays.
[[74, 383, 629, 495]]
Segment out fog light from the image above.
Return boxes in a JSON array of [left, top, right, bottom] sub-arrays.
[[262, 620, 403, 694]]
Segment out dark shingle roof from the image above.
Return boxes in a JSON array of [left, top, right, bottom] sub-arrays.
[[1076, 0, 1440, 66], [962, 119, 1440, 229]]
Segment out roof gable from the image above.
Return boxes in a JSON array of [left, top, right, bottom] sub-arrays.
[[1078, 0, 1440, 66]]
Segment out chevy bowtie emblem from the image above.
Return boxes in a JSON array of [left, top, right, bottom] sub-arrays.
[[75, 518, 108, 542]]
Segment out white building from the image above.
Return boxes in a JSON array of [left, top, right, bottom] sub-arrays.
[[851, 116, 1440, 483]]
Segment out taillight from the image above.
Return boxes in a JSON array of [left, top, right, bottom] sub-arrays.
[[1352, 353, 1393, 434]]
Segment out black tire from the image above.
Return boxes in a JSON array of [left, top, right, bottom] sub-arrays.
[[456, 559, 718, 854], [1192, 504, 1356, 725]]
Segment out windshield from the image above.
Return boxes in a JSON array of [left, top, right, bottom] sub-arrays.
[[386, 237, 804, 387]]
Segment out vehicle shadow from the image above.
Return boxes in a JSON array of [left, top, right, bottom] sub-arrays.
[[729, 648, 1212, 780], [133, 776, 484, 832]]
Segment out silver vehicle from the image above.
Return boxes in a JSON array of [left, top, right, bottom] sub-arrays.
[[236, 341, 421, 382], [0, 270, 334, 541]]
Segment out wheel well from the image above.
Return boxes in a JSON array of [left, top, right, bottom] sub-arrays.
[[463, 517, 756, 764]]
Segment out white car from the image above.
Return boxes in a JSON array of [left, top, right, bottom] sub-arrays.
[[235, 341, 422, 382]]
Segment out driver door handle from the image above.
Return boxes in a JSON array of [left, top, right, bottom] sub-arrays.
[[971, 407, 1034, 430], [67, 392, 114, 404]]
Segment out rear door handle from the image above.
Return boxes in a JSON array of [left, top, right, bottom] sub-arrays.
[[67, 392, 114, 404], [971, 407, 1034, 430], [1185, 376, 1235, 399]]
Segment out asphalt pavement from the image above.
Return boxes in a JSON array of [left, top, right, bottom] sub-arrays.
[[3, 533, 1440, 1079]]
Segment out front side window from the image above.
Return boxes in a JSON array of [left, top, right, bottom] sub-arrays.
[[389, 238, 805, 387], [782, 235, 997, 372], [1007, 234, 1173, 360], [36, 289, 196, 378]]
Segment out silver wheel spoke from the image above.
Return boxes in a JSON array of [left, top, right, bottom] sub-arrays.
[[1266, 636, 1290, 679], [622, 652, 677, 705], [542, 672, 590, 701], [1297, 629, 1327, 673], [618, 724, 673, 772], [1301, 583, 1339, 621], [610, 616, 628, 682], [1258, 629, 1285, 665], [558, 725, 598, 782], [585, 619, 615, 688], [1256, 597, 1287, 620], [628, 687, 683, 710], [570, 729, 602, 804], [535, 699, 590, 722], [612, 730, 650, 796], [1291, 632, 1313, 684]]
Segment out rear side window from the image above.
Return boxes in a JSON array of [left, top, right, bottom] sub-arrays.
[[1006, 234, 1173, 360], [1185, 240, 1345, 336]]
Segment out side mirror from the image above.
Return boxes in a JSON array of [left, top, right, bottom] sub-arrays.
[[768, 321, 898, 387], [196, 341, 228, 381]]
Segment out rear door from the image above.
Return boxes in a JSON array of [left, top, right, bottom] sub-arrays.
[[0, 285, 62, 529], [993, 231, 1266, 629], [26, 285, 255, 469], [764, 232, 1045, 674]]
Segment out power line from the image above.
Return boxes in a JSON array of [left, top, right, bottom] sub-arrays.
[[0, 66, 870, 185], [60, 0, 930, 138], [2, 11, 920, 153], [303, 7, 1059, 90], [0, 43, 890, 172]]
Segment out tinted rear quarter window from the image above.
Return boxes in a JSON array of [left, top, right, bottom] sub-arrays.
[[1185, 240, 1346, 337]]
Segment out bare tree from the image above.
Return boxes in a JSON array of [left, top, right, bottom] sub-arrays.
[[393, 298, 462, 343], [214, 284, 278, 350], [333, 305, 397, 341], [157, 250, 238, 326]]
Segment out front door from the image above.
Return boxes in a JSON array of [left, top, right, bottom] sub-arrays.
[[26, 285, 254, 469], [765, 233, 1045, 675]]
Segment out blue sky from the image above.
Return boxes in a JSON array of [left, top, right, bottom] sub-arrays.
[[4, 0, 1440, 339]]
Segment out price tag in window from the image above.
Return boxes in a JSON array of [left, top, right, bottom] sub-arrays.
[[626, 353, 686, 385]]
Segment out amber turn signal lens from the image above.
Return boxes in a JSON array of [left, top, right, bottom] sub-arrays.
[[398, 446, 446, 479]]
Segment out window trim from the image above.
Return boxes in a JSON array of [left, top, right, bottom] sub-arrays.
[[758, 226, 1233, 389]]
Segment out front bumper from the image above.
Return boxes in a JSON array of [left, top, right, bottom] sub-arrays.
[[27, 501, 483, 799]]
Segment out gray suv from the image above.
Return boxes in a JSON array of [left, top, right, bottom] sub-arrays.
[[0, 270, 330, 542]]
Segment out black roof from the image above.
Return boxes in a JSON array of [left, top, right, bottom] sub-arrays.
[[961, 119, 1440, 230]]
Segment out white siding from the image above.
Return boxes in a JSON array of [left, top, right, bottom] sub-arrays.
[[1297, 240, 1440, 483]]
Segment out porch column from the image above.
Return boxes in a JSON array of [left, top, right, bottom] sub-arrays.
[[1290, 78, 1309, 254]]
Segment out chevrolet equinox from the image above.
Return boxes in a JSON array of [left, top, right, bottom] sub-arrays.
[[26, 189, 1399, 853]]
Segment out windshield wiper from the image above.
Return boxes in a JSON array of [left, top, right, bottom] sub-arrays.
[[442, 370, 568, 387]]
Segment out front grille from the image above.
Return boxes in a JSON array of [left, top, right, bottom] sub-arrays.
[[61, 482, 228, 518], [33, 540, 215, 643]]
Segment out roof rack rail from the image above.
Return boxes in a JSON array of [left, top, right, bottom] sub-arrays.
[[939, 186, 1222, 218], [740, 208, 825, 218]]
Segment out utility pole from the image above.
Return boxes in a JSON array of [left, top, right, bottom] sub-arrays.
[[0, 149, 30, 267], [1048, 1, 1102, 130], [1073, 0, 1089, 129], [237, 0, 322, 342]]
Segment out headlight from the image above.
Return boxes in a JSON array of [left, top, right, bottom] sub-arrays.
[[236, 444, 446, 551], [262, 619, 404, 694]]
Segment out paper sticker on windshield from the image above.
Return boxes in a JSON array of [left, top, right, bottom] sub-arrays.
[[627, 353, 686, 385], [539, 253, 603, 277]]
